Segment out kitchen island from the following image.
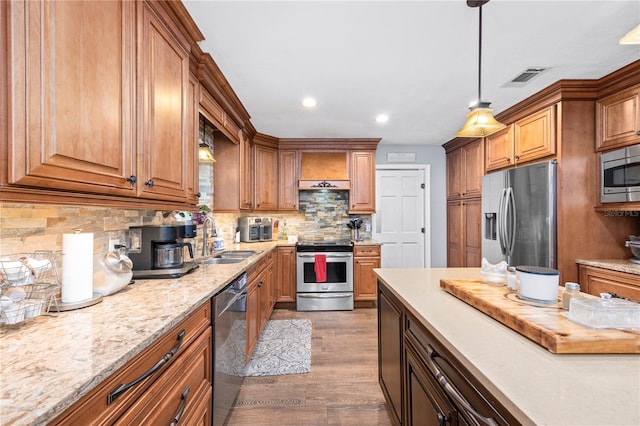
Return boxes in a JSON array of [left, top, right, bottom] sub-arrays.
[[0, 241, 282, 425], [375, 268, 640, 425]]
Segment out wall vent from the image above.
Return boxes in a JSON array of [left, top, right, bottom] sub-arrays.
[[503, 67, 549, 87]]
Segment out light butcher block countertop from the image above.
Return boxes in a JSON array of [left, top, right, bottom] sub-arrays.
[[576, 258, 640, 275], [375, 267, 640, 426], [0, 241, 280, 425]]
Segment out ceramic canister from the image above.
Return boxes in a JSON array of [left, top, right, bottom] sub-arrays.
[[515, 265, 559, 303]]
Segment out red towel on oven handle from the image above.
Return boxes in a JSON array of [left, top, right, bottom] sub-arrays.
[[314, 254, 327, 283]]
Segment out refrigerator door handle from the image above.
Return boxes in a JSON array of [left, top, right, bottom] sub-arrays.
[[505, 187, 516, 257], [498, 188, 507, 255]]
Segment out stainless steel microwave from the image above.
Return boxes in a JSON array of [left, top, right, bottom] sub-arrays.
[[601, 144, 640, 203]]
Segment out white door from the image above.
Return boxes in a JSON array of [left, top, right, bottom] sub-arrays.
[[373, 166, 430, 268]]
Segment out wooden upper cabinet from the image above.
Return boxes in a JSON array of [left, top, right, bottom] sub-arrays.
[[187, 73, 200, 204], [485, 125, 515, 172], [349, 150, 376, 213], [239, 131, 254, 210], [7, 0, 136, 195], [138, 2, 191, 201], [278, 150, 299, 211], [596, 85, 640, 151], [486, 106, 556, 173], [254, 145, 278, 211], [514, 105, 556, 164], [446, 139, 483, 200]]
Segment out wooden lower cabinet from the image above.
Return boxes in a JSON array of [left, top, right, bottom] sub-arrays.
[[447, 198, 481, 267], [275, 246, 296, 304], [52, 302, 212, 425], [404, 343, 457, 426], [354, 245, 381, 301], [378, 284, 403, 426], [246, 251, 276, 361], [378, 280, 518, 426], [578, 264, 640, 302]]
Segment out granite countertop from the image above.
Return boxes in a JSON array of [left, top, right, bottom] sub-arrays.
[[374, 267, 640, 426], [576, 258, 640, 275], [0, 241, 280, 425]]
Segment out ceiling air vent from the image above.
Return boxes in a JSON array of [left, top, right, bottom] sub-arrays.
[[503, 67, 549, 87]]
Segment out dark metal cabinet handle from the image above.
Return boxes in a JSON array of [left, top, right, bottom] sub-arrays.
[[126, 175, 137, 184], [425, 345, 498, 426], [437, 412, 448, 426], [169, 387, 190, 426], [258, 281, 263, 288], [196, 192, 201, 198], [107, 330, 186, 404], [636, 130, 640, 136], [144, 179, 155, 188]]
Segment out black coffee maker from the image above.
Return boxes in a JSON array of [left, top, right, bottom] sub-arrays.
[[128, 224, 199, 279]]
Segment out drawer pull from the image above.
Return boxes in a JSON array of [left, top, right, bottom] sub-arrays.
[[107, 330, 186, 404], [425, 345, 498, 426], [169, 387, 190, 426]]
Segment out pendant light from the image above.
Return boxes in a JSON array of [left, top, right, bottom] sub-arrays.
[[456, 0, 506, 138]]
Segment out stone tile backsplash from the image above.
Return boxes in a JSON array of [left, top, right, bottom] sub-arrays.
[[0, 191, 371, 258]]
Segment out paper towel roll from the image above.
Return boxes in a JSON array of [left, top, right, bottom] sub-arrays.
[[61, 232, 94, 303]]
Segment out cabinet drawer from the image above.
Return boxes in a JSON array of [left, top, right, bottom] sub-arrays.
[[54, 302, 211, 425], [579, 265, 640, 302], [404, 313, 517, 426], [354, 245, 381, 257], [116, 328, 212, 424]]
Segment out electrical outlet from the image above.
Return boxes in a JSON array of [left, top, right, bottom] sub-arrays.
[[365, 222, 371, 232], [108, 238, 120, 251]]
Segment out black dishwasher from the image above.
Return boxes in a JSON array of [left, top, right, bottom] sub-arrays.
[[213, 272, 248, 425]]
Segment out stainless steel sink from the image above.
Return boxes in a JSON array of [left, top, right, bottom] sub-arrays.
[[199, 257, 245, 265], [219, 250, 260, 259]]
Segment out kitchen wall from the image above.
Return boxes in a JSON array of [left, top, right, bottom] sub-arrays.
[[375, 144, 447, 267]]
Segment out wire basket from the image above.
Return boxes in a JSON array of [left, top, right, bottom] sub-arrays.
[[0, 251, 60, 325]]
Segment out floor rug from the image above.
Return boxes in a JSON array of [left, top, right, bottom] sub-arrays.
[[243, 319, 312, 377]]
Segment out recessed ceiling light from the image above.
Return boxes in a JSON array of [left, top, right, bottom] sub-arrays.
[[376, 114, 389, 123], [301, 97, 317, 108]]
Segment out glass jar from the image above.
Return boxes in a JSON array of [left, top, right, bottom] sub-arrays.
[[562, 282, 581, 310]]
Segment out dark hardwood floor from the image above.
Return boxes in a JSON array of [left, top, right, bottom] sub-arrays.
[[226, 308, 393, 425]]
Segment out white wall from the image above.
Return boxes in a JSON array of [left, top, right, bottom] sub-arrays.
[[375, 144, 447, 268]]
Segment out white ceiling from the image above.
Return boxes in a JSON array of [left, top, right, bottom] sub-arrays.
[[183, 1, 640, 146]]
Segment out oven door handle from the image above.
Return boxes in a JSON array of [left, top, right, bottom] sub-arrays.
[[298, 293, 352, 299], [297, 254, 353, 258]]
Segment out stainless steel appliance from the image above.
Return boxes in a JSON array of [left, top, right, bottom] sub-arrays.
[[296, 241, 354, 311], [601, 144, 640, 203], [238, 216, 273, 242], [481, 160, 557, 268], [213, 272, 248, 426], [127, 224, 198, 279]]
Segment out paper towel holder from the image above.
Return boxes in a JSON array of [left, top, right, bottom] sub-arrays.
[[54, 293, 103, 312]]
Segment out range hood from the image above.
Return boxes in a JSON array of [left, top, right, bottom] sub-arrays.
[[298, 152, 350, 190]]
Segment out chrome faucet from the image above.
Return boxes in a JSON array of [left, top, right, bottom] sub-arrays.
[[202, 216, 215, 256]]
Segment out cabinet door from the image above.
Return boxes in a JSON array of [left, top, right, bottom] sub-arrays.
[[354, 246, 381, 301], [462, 140, 483, 198], [278, 150, 299, 211], [485, 126, 515, 173], [596, 86, 640, 151], [240, 133, 254, 210], [514, 106, 556, 165], [404, 344, 457, 426], [349, 151, 376, 213], [447, 201, 463, 267], [138, 2, 190, 201], [276, 246, 296, 303], [446, 149, 463, 200], [464, 198, 482, 268], [7, 1, 136, 195], [245, 279, 260, 362], [187, 72, 200, 204], [378, 286, 403, 426], [254, 145, 278, 211]]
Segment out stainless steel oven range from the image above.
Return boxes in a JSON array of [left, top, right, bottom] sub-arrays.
[[296, 241, 354, 311]]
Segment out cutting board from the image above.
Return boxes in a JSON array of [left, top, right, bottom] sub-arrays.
[[440, 279, 640, 354]]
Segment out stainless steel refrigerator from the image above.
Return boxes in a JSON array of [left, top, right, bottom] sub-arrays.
[[481, 160, 557, 268]]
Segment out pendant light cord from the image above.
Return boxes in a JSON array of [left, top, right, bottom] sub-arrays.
[[478, 4, 483, 104]]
